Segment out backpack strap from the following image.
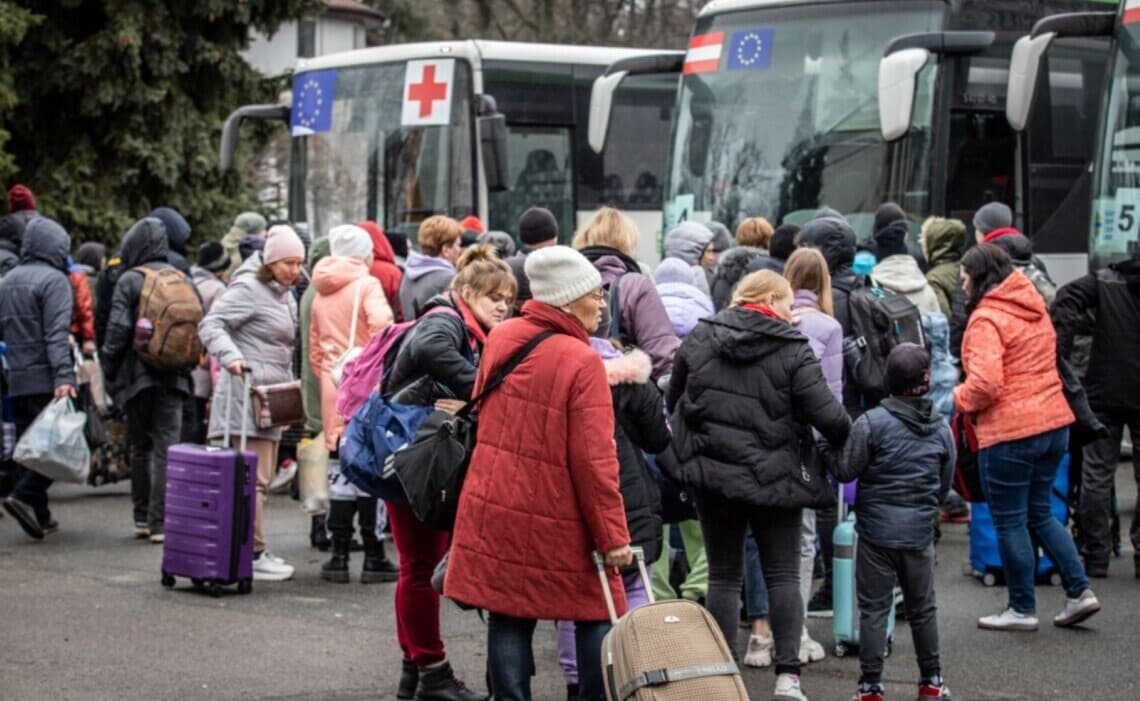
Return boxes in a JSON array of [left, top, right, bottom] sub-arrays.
[[607, 273, 626, 343], [460, 330, 554, 417]]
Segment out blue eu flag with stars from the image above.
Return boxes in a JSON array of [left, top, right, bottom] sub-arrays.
[[291, 69, 337, 135], [726, 28, 774, 71]]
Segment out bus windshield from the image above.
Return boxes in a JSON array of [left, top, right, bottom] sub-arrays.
[[665, 1, 942, 237], [1092, 16, 1140, 269], [291, 61, 474, 240]]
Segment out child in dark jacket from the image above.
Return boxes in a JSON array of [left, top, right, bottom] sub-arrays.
[[836, 343, 955, 701]]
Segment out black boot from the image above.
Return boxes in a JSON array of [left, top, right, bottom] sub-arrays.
[[398, 659, 419, 700], [361, 538, 399, 583], [415, 661, 486, 701], [320, 537, 351, 583], [310, 514, 331, 551], [566, 683, 579, 701]]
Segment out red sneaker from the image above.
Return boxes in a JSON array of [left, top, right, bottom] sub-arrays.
[[917, 682, 952, 700]]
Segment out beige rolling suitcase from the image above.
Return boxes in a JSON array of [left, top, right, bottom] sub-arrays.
[[595, 547, 749, 700]]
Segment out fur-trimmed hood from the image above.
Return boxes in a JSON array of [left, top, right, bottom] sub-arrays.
[[601, 348, 653, 386]]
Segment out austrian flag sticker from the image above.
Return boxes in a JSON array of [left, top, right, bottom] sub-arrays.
[[402, 59, 455, 127], [684, 32, 724, 75]]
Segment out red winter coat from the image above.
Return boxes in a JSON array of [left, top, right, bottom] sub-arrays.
[[357, 220, 404, 320], [69, 268, 95, 343], [445, 301, 631, 622]]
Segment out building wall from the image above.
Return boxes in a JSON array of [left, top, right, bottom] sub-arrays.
[[243, 17, 370, 77]]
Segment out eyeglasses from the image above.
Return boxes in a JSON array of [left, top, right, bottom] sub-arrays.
[[588, 289, 605, 301]]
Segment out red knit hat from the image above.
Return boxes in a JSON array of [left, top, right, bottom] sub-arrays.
[[7, 184, 36, 213], [458, 215, 485, 234]]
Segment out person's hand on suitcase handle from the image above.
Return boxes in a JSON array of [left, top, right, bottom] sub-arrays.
[[226, 360, 248, 377], [604, 544, 633, 569]]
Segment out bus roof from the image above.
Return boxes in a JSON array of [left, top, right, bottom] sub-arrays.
[[696, 0, 1119, 19], [294, 40, 669, 73]]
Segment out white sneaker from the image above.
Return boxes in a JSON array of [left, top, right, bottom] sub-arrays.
[[269, 459, 297, 494], [261, 550, 286, 565], [774, 673, 808, 701], [742, 634, 773, 668], [978, 608, 1038, 631], [253, 552, 295, 581], [1053, 589, 1101, 627], [799, 626, 826, 664]]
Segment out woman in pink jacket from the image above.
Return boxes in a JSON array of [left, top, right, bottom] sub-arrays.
[[309, 224, 394, 584]]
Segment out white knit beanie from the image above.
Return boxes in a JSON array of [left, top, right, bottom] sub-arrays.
[[524, 246, 603, 308], [328, 224, 373, 261]]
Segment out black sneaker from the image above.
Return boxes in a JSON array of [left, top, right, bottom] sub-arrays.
[[807, 585, 833, 618], [3, 497, 44, 540], [39, 518, 59, 536]]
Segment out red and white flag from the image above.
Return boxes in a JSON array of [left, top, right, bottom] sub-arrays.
[[402, 59, 454, 127], [1126, 0, 1140, 25], [684, 32, 724, 75]]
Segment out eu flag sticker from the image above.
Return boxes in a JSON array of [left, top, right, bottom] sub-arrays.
[[291, 69, 337, 136], [726, 28, 774, 71]]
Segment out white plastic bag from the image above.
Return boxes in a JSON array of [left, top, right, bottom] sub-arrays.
[[297, 433, 330, 515], [13, 398, 90, 483]]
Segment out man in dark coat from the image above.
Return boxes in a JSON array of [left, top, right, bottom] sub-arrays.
[[507, 206, 559, 311], [0, 217, 77, 539], [149, 206, 193, 274], [1052, 254, 1140, 579], [101, 217, 192, 542]]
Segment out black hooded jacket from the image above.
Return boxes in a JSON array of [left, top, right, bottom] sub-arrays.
[[0, 217, 76, 396], [101, 217, 191, 404], [666, 307, 850, 509], [149, 207, 192, 274], [798, 216, 861, 335], [708, 246, 783, 311], [836, 396, 953, 549], [1053, 257, 1140, 412], [386, 293, 477, 406]]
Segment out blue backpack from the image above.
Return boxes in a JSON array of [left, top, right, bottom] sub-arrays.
[[340, 394, 434, 502]]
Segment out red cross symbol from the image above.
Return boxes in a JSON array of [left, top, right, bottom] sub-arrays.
[[408, 65, 448, 118]]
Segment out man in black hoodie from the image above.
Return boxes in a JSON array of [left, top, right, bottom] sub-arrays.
[[1052, 255, 1140, 579], [0, 217, 77, 539], [101, 217, 193, 543], [837, 343, 954, 701]]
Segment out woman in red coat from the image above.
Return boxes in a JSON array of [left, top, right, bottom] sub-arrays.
[[445, 246, 632, 701], [357, 220, 404, 320]]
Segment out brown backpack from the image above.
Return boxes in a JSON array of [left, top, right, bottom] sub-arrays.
[[135, 267, 204, 371]]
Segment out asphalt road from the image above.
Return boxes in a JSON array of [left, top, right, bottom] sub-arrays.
[[1, 467, 1136, 701]]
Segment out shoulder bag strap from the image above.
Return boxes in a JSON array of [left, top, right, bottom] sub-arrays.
[[608, 273, 625, 343], [460, 330, 555, 416], [346, 279, 363, 351]]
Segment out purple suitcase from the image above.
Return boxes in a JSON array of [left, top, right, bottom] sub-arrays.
[[161, 371, 257, 596]]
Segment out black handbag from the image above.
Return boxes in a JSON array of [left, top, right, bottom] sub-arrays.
[[392, 330, 554, 530]]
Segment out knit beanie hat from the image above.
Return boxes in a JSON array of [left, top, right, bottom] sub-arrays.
[[198, 241, 229, 272], [973, 202, 1012, 235], [75, 242, 106, 272], [707, 221, 733, 254], [518, 207, 559, 246], [263, 225, 306, 264], [234, 211, 268, 235], [872, 223, 909, 260], [885, 342, 931, 396], [524, 245, 603, 308], [480, 230, 517, 259], [459, 215, 485, 234], [7, 184, 36, 213], [328, 224, 373, 261], [873, 202, 906, 234]]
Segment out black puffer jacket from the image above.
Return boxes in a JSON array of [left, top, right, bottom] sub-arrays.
[[1053, 258, 1140, 413], [386, 293, 477, 405], [836, 397, 953, 549], [100, 217, 191, 405], [666, 307, 850, 509], [799, 216, 861, 335], [0, 217, 76, 396], [603, 348, 669, 565]]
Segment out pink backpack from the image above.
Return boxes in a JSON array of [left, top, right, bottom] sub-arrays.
[[335, 306, 460, 420]]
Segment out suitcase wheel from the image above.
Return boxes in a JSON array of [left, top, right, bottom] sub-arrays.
[[982, 572, 997, 587], [834, 643, 848, 658], [161, 571, 175, 588], [238, 579, 252, 595], [1048, 572, 1062, 587], [205, 582, 224, 598], [191, 578, 204, 589]]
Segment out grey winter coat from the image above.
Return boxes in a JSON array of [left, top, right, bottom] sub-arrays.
[[199, 253, 297, 442], [663, 222, 713, 297], [398, 250, 455, 320], [837, 397, 954, 549], [101, 218, 192, 405], [0, 217, 76, 396], [191, 266, 227, 313]]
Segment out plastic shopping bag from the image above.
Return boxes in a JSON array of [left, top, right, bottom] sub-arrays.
[[297, 433, 330, 515], [13, 398, 90, 483]]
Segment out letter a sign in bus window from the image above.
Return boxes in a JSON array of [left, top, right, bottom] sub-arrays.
[[402, 59, 454, 127]]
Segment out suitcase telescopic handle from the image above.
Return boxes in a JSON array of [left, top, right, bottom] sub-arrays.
[[593, 546, 654, 625], [222, 368, 254, 453]]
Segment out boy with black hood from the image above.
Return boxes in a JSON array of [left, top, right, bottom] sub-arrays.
[[836, 343, 954, 701]]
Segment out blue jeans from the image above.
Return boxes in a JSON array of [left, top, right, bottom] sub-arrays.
[[744, 528, 770, 620], [488, 612, 609, 701], [980, 427, 1089, 614]]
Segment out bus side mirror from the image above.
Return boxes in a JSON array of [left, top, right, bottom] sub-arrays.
[[479, 95, 509, 193], [218, 104, 290, 171], [878, 48, 930, 142], [1006, 33, 1056, 132], [689, 113, 711, 178], [589, 71, 627, 154]]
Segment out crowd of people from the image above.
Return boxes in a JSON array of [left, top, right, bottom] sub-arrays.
[[1, 182, 1136, 701]]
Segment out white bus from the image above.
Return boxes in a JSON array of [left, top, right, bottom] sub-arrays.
[[590, 0, 1116, 284], [221, 41, 676, 263]]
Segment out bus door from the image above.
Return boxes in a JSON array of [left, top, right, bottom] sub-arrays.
[[492, 124, 575, 241]]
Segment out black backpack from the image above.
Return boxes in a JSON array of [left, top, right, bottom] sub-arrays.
[[843, 282, 924, 406], [593, 273, 629, 345]]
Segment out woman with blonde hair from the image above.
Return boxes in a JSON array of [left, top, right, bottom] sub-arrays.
[[572, 207, 678, 381], [667, 269, 850, 701]]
